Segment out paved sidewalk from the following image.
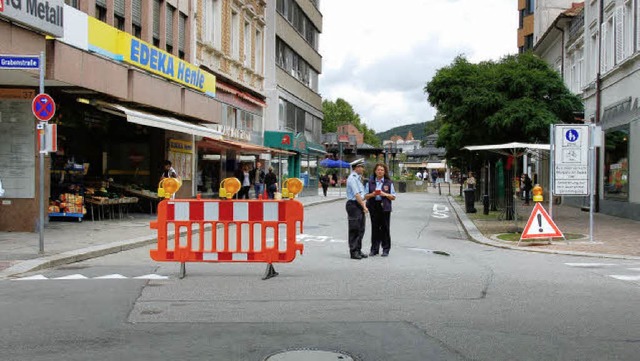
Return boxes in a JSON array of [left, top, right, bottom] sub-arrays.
[[0, 191, 344, 279], [433, 183, 640, 260]]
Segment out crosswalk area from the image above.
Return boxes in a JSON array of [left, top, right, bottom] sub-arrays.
[[11, 273, 169, 281], [565, 262, 640, 282]]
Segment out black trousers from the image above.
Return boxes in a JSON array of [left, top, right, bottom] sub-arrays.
[[237, 186, 250, 199], [346, 200, 365, 254], [321, 185, 328, 196], [369, 201, 391, 253]]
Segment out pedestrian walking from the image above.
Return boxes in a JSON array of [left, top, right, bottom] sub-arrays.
[[234, 163, 251, 199], [365, 163, 396, 257], [250, 161, 266, 199], [264, 167, 278, 199], [319, 173, 330, 197], [345, 158, 368, 260], [523, 174, 533, 205]]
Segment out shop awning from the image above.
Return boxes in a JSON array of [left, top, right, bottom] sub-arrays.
[[199, 138, 295, 156], [103, 104, 223, 140]]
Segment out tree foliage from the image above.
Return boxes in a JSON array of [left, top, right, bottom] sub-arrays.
[[424, 53, 583, 167], [322, 98, 381, 146]]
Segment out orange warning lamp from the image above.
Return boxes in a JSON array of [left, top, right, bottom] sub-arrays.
[[532, 184, 543, 202], [158, 177, 182, 199], [219, 177, 241, 199], [282, 178, 304, 199]]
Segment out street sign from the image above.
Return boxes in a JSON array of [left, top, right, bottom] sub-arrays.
[[0, 54, 40, 69], [520, 203, 563, 240], [553, 125, 589, 195], [32, 93, 56, 122]]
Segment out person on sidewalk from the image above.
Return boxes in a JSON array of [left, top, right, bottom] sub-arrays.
[[233, 163, 251, 199], [523, 174, 533, 205], [365, 163, 396, 257], [250, 161, 266, 199], [160, 160, 178, 180], [346, 158, 368, 260], [319, 173, 330, 197], [264, 167, 278, 199]]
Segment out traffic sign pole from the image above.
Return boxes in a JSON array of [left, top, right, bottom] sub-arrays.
[[38, 51, 45, 254]]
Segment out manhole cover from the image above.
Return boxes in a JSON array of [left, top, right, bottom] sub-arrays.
[[265, 349, 354, 361]]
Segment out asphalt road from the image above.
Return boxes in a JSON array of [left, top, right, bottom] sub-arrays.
[[1, 193, 640, 360]]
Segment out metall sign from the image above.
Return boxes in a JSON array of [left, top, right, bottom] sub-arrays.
[[0, 54, 40, 69], [0, 0, 65, 38], [553, 125, 590, 195]]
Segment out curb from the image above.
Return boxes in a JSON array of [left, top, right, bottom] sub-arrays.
[[447, 196, 640, 261], [0, 197, 345, 279]]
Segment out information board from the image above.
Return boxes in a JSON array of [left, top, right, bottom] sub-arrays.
[[554, 125, 589, 195], [0, 99, 36, 198]]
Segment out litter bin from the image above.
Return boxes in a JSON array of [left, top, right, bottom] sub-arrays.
[[398, 181, 407, 193], [463, 188, 477, 213]]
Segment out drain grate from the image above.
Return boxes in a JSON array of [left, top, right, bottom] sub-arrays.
[[265, 348, 355, 361]]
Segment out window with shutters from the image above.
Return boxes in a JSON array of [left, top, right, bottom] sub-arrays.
[[64, 0, 79, 9], [114, 0, 125, 16], [615, 6, 624, 64], [179, 13, 186, 59], [153, 0, 161, 47], [96, 4, 107, 22], [244, 20, 251, 67], [132, 0, 142, 38], [255, 29, 263, 75], [166, 5, 175, 49], [623, 1, 632, 59], [603, 12, 614, 72], [231, 10, 240, 59], [589, 25, 598, 81], [202, 0, 221, 46]]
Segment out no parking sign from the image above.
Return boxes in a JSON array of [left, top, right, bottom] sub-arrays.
[[32, 93, 56, 122]]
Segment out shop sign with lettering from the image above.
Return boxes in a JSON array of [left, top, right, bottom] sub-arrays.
[[87, 18, 215, 97], [168, 139, 193, 154], [0, 0, 64, 37]]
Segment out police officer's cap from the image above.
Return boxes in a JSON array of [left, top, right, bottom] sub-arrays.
[[350, 158, 366, 169]]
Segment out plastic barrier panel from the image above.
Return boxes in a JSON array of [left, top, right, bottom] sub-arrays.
[[150, 197, 304, 279]]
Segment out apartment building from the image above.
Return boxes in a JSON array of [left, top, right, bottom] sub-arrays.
[[262, 0, 325, 196], [534, 0, 640, 220], [0, 1, 283, 231], [518, 0, 536, 52]]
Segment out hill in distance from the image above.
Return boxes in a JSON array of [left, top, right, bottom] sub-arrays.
[[376, 122, 429, 142]]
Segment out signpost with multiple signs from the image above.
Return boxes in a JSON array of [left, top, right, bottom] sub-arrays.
[[553, 125, 590, 196]]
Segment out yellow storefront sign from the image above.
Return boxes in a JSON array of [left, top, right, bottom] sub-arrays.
[[88, 18, 215, 97]]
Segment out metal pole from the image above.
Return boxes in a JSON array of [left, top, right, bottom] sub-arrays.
[[38, 51, 45, 254], [589, 124, 595, 242], [338, 142, 342, 197]]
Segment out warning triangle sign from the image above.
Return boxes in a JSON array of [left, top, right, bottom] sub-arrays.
[[520, 203, 564, 239]]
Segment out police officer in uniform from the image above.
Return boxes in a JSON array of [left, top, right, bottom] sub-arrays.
[[346, 158, 368, 260]]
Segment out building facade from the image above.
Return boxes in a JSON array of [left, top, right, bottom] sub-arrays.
[[534, 0, 640, 220], [518, 0, 536, 52], [0, 0, 288, 231], [262, 0, 325, 196]]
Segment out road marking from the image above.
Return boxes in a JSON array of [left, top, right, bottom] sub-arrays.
[[296, 234, 346, 243], [565, 263, 616, 268], [11, 274, 169, 281], [610, 275, 640, 281], [408, 247, 451, 256], [54, 274, 88, 280], [12, 274, 48, 280], [432, 204, 449, 219], [94, 274, 128, 279]]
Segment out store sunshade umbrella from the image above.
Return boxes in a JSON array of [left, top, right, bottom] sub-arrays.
[[319, 159, 351, 168]]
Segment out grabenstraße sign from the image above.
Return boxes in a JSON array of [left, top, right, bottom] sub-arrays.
[[0, 0, 64, 38]]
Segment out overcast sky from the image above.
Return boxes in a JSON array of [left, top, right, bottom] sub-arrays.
[[318, 0, 518, 133]]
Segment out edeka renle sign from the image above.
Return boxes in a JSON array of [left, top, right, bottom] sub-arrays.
[[0, 0, 64, 38], [87, 18, 215, 97]]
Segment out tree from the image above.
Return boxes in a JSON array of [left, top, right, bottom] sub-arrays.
[[424, 53, 583, 168], [322, 98, 381, 146]]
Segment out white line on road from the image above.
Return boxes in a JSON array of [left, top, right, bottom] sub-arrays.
[[432, 204, 449, 219], [565, 263, 616, 268], [610, 275, 640, 281]]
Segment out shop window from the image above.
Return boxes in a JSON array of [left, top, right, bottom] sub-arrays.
[[604, 127, 629, 200]]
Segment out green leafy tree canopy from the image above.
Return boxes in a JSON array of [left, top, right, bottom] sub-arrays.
[[322, 98, 381, 146], [424, 53, 583, 166]]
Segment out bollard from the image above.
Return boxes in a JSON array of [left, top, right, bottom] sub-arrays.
[[463, 188, 477, 213], [438, 182, 441, 195], [482, 194, 489, 215], [459, 183, 463, 197]]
